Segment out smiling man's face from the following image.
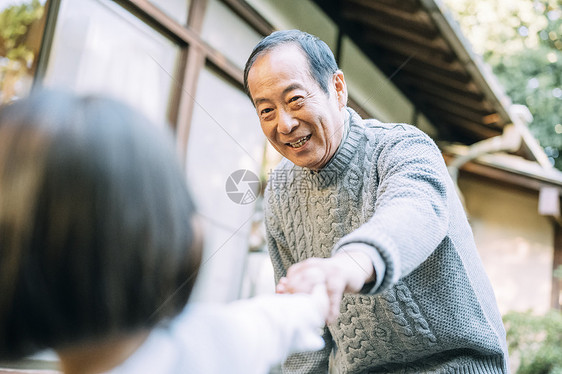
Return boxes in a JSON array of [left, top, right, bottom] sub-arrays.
[[247, 44, 348, 170]]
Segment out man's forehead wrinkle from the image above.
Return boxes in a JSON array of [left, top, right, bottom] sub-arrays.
[[248, 45, 316, 105], [250, 76, 276, 106], [283, 83, 306, 95], [252, 80, 307, 106]]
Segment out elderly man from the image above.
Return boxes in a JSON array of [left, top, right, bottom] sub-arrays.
[[244, 30, 509, 373]]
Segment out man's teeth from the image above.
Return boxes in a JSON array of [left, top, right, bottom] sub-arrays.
[[288, 135, 311, 148]]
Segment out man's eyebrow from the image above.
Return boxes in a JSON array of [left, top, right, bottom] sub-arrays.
[[282, 84, 309, 99], [253, 97, 269, 106], [282, 83, 304, 95], [253, 84, 305, 106]]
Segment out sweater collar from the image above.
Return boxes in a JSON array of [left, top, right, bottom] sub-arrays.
[[292, 107, 363, 188], [320, 107, 363, 175]]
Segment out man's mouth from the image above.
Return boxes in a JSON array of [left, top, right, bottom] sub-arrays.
[[286, 135, 311, 149]]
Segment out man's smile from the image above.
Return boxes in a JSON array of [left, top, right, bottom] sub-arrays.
[[286, 134, 312, 148]]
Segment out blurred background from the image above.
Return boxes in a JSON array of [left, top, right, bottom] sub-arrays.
[[0, 0, 561, 372]]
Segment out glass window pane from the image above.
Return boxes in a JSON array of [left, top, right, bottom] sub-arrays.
[[43, 0, 181, 128], [186, 66, 265, 302], [149, 0, 190, 25], [201, 0, 262, 70], [0, 0, 48, 104]]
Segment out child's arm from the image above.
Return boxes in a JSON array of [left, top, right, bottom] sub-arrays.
[[171, 285, 329, 374]]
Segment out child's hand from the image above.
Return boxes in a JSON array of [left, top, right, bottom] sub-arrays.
[[275, 276, 291, 294], [275, 251, 375, 324], [276, 265, 335, 323], [309, 282, 330, 324]]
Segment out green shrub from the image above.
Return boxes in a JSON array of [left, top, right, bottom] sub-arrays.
[[504, 308, 562, 373]]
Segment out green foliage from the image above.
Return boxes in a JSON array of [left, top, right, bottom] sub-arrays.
[[0, 0, 43, 63], [555, 265, 562, 280], [0, 0, 44, 103], [491, 46, 562, 170], [445, 0, 562, 170], [504, 310, 562, 374]]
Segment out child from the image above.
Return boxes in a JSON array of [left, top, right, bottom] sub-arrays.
[[0, 91, 329, 374]]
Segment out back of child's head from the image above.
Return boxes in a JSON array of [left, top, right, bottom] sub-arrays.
[[0, 90, 201, 359]]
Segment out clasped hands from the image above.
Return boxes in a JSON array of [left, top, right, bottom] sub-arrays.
[[276, 250, 375, 324]]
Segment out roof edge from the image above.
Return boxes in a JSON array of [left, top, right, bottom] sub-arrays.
[[420, 0, 554, 169]]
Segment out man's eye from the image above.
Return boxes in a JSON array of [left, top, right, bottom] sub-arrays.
[[289, 96, 302, 103], [260, 108, 273, 115]]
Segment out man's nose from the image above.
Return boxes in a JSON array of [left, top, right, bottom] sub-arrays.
[[277, 109, 298, 135]]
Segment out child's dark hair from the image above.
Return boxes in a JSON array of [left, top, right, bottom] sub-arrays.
[[0, 91, 201, 359]]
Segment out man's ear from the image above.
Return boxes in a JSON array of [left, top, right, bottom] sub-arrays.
[[333, 70, 348, 109]]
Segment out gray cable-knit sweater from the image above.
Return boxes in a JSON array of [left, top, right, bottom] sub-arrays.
[[264, 108, 509, 373]]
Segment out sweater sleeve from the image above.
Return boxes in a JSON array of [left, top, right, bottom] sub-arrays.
[[333, 127, 451, 294]]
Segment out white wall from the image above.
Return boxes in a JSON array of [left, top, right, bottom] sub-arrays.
[[459, 176, 554, 314], [245, 0, 339, 50]]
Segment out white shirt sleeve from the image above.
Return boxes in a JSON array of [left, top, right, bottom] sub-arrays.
[[109, 293, 326, 374]]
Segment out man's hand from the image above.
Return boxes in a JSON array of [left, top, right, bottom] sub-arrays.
[[276, 250, 375, 323]]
